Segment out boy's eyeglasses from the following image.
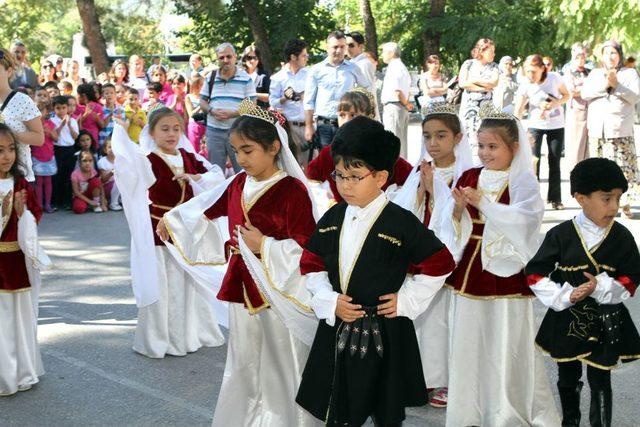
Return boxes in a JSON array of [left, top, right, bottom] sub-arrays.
[[330, 170, 374, 185]]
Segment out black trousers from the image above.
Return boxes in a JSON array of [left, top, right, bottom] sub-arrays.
[[530, 127, 564, 203], [558, 361, 611, 392], [53, 145, 77, 208]]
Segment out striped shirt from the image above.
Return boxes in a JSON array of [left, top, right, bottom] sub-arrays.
[[200, 68, 256, 130]]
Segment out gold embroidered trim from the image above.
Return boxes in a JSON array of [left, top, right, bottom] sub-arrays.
[[240, 170, 285, 223], [1, 189, 14, 235], [600, 264, 616, 272], [0, 241, 20, 252], [377, 233, 401, 247], [150, 214, 163, 221], [470, 234, 483, 240], [339, 200, 388, 294], [242, 283, 270, 314], [257, 237, 313, 313], [453, 290, 534, 300], [557, 264, 589, 272], [0, 287, 31, 293], [571, 219, 615, 275], [459, 239, 481, 294], [163, 217, 228, 266], [318, 226, 338, 233]]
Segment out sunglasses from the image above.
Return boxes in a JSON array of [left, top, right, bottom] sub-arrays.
[[218, 54, 234, 61], [347, 43, 356, 48], [42, 64, 53, 69], [245, 55, 258, 61]]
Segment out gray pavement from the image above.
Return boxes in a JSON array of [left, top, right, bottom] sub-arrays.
[[1, 130, 640, 425]]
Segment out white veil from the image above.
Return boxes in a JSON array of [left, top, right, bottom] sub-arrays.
[[391, 112, 474, 221]]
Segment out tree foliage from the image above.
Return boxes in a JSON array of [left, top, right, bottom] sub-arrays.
[[174, 0, 336, 66], [334, 0, 561, 72], [541, 0, 640, 58]]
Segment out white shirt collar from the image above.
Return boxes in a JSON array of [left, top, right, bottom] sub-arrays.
[[244, 170, 286, 203], [575, 211, 608, 250], [345, 191, 387, 222]]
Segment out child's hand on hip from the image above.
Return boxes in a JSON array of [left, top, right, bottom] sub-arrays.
[[377, 293, 398, 318], [335, 294, 365, 323]]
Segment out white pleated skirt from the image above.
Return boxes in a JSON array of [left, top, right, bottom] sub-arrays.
[[414, 286, 451, 389], [446, 295, 561, 427], [133, 247, 225, 358], [212, 303, 322, 427], [0, 290, 43, 396]]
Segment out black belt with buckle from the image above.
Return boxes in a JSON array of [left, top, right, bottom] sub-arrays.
[[290, 120, 305, 126], [337, 306, 384, 358], [317, 116, 338, 126]]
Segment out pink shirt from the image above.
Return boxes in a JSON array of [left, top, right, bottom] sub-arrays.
[[166, 93, 186, 117], [79, 101, 104, 148], [71, 168, 98, 193], [31, 120, 55, 162]]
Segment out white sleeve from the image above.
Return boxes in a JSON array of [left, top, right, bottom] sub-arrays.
[[436, 194, 472, 262], [590, 272, 631, 305], [189, 168, 225, 196], [260, 236, 308, 303], [396, 273, 449, 320], [478, 175, 544, 276], [530, 277, 574, 311], [612, 70, 640, 106], [306, 271, 339, 326], [581, 70, 608, 100], [70, 118, 79, 134]]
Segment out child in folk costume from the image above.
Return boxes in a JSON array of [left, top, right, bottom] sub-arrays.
[[296, 116, 456, 426], [163, 100, 322, 426], [527, 158, 640, 427], [112, 107, 225, 358], [389, 102, 474, 408], [438, 104, 560, 426], [306, 89, 412, 208], [0, 124, 51, 396]]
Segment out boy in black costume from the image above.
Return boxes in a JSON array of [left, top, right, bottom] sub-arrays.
[[527, 158, 640, 427], [295, 116, 455, 426]]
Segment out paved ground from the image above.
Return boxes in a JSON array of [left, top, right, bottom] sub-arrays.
[[1, 124, 640, 426]]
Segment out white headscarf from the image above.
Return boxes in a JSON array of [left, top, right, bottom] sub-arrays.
[[391, 113, 474, 215]]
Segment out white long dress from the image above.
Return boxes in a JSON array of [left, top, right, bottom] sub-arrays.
[[112, 125, 226, 359], [0, 177, 50, 396], [440, 169, 561, 427]]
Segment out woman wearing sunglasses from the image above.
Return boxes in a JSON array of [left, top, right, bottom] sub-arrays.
[[242, 45, 270, 108]]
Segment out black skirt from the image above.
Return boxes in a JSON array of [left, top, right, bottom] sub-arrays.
[[296, 315, 427, 425], [536, 298, 640, 369]]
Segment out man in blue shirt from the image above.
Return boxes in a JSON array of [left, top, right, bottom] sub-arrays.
[[304, 31, 371, 151]]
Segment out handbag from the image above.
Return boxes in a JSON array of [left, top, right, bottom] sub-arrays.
[[193, 70, 217, 125]]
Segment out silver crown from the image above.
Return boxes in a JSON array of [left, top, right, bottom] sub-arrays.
[[421, 101, 459, 117], [348, 87, 376, 111], [478, 101, 516, 121]]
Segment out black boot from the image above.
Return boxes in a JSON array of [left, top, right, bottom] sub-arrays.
[[558, 381, 583, 427], [589, 388, 612, 427]]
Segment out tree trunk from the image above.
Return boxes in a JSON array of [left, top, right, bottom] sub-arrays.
[[358, 0, 378, 55], [422, 0, 445, 62], [241, 0, 273, 73], [76, 0, 110, 76]]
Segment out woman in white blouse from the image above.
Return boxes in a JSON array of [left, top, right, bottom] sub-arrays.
[[582, 39, 640, 218], [418, 54, 448, 108], [0, 48, 44, 182]]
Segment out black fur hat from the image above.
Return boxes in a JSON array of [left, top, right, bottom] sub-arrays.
[[570, 158, 628, 195], [330, 116, 400, 175]]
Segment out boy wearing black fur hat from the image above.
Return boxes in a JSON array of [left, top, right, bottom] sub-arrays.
[[527, 158, 640, 427], [295, 116, 455, 426]]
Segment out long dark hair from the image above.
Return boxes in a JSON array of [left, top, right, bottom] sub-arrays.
[[0, 124, 25, 179]]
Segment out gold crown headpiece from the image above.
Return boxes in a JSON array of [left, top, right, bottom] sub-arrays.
[[348, 86, 376, 109], [237, 98, 277, 125], [478, 101, 516, 121], [421, 101, 459, 117]]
